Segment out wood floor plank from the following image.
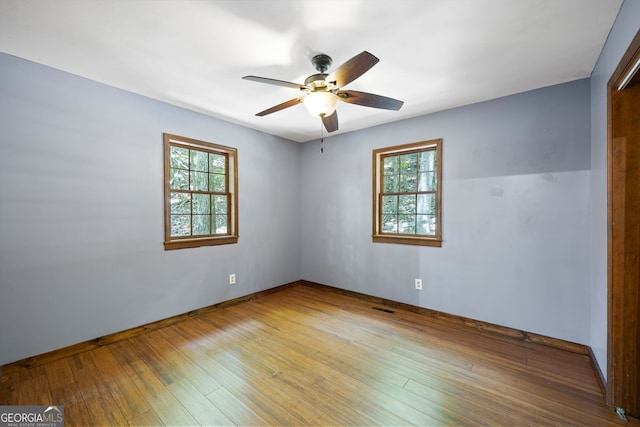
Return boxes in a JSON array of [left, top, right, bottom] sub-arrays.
[[0, 369, 19, 405], [18, 368, 51, 405], [165, 377, 235, 426], [206, 386, 271, 426], [83, 392, 129, 427], [197, 352, 304, 426], [123, 356, 199, 427], [90, 346, 129, 379], [1, 284, 638, 426], [127, 409, 164, 427], [64, 400, 93, 427], [134, 330, 223, 395], [89, 346, 151, 420], [212, 348, 342, 426], [68, 352, 106, 401], [44, 358, 74, 390], [50, 382, 83, 407]]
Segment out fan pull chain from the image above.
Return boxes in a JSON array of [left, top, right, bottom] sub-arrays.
[[320, 120, 324, 153]]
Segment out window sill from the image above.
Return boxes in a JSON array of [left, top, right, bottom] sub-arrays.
[[164, 236, 239, 250], [372, 235, 442, 247]]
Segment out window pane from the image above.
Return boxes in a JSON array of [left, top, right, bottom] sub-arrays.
[[383, 155, 398, 175], [190, 171, 208, 191], [418, 172, 427, 192], [399, 153, 417, 175], [399, 173, 417, 192], [170, 168, 189, 190], [419, 150, 436, 172], [170, 192, 191, 214], [418, 172, 437, 192], [417, 193, 436, 215], [192, 193, 211, 215], [170, 146, 189, 169], [416, 215, 436, 235], [190, 150, 209, 172], [214, 215, 228, 234], [382, 214, 397, 232], [427, 215, 437, 234], [429, 172, 437, 190], [383, 175, 398, 193], [210, 173, 226, 192], [213, 195, 228, 214], [398, 214, 416, 234], [416, 215, 428, 235], [192, 215, 211, 235], [210, 153, 226, 174], [171, 215, 190, 236], [382, 195, 398, 214], [399, 194, 416, 214]]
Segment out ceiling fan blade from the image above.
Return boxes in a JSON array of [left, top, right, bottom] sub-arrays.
[[255, 97, 305, 116], [243, 75, 306, 90], [326, 51, 379, 88], [338, 90, 404, 111], [322, 111, 339, 133]]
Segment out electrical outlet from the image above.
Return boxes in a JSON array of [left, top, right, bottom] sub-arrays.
[[229, 273, 236, 285], [415, 278, 423, 290]]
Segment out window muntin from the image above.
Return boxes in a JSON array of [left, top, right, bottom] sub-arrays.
[[164, 134, 238, 250], [373, 139, 442, 246]]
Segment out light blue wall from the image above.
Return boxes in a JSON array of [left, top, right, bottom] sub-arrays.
[[301, 79, 592, 345], [0, 54, 301, 365], [589, 0, 640, 380]]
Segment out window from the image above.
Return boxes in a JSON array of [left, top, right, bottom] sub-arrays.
[[372, 139, 442, 247], [163, 133, 238, 250]]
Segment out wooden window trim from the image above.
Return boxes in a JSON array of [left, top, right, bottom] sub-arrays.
[[372, 139, 442, 247], [163, 133, 238, 250]]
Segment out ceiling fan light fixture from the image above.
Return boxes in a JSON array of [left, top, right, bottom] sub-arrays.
[[303, 91, 339, 118]]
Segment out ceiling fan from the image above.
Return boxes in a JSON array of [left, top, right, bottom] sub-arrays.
[[242, 51, 404, 133]]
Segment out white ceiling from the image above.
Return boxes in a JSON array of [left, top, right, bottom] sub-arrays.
[[0, 0, 623, 143]]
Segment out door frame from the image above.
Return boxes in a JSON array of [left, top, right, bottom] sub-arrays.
[[607, 28, 640, 416]]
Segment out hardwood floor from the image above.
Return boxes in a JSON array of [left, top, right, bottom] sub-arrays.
[[1, 284, 638, 426]]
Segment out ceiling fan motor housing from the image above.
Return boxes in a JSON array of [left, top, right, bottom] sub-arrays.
[[311, 54, 332, 73], [304, 73, 333, 92]]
